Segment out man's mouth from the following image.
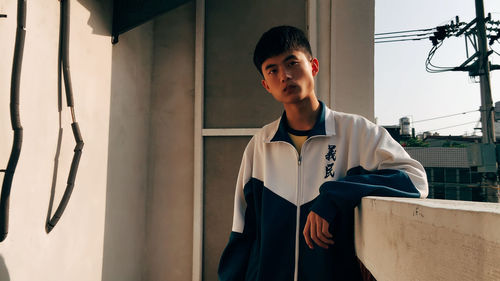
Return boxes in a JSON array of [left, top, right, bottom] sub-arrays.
[[284, 84, 297, 92]]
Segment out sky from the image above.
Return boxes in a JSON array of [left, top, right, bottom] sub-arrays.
[[375, 0, 500, 136]]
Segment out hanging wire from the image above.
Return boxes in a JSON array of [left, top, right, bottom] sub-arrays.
[[375, 31, 435, 41], [375, 36, 432, 44], [1, 0, 26, 243], [46, 0, 84, 233], [425, 41, 458, 73], [375, 29, 436, 44], [417, 120, 478, 134], [492, 46, 500, 56], [413, 110, 479, 123], [375, 27, 435, 36], [375, 22, 466, 44]]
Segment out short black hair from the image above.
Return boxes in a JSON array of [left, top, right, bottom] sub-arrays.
[[253, 25, 313, 76]]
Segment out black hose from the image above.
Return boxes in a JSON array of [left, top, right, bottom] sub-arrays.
[[46, 0, 84, 233], [60, 0, 74, 108], [1, 0, 26, 242], [46, 123, 83, 232]]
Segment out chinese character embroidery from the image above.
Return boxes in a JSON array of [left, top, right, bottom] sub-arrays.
[[324, 144, 337, 179], [325, 145, 336, 161], [324, 163, 335, 178]]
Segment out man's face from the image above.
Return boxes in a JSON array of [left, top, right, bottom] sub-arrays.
[[260, 50, 319, 105]]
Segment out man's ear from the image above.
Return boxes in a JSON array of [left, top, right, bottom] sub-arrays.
[[311, 58, 319, 77], [261, 79, 271, 93]]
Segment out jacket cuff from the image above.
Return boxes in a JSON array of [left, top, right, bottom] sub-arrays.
[[310, 193, 338, 224]]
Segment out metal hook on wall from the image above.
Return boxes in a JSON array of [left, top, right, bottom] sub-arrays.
[[0, 0, 26, 243]]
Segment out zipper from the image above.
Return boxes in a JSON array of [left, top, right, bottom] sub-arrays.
[[276, 137, 320, 281], [293, 136, 320, 281], [294, 154, 302, 281]]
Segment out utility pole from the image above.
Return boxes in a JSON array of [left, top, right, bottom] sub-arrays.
[[475, 0, 499, 200], [475, 0, 496, 144], [377, 0, 500, 199]]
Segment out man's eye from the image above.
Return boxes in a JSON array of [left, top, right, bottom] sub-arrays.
[[268, 69, 276, 74], [289, 61, 298, 66]]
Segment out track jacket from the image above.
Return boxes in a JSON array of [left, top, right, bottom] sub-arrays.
[[218, 102, 428, 281]]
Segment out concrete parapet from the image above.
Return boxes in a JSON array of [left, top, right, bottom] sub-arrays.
[[355, 197, 500, 281]]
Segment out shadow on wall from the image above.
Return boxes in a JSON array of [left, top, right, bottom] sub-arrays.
[[76, 0, 112, 36], [99, 5, 156, 281], [0, 255, 11, 281]]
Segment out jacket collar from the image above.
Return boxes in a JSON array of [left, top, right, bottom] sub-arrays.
[[269, 100, 335, 143]]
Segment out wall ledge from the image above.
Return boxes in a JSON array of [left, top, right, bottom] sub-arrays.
[[355, 196, 500, 281]]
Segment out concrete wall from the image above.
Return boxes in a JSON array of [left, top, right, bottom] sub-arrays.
[[101, 17, 153, 281], [0, 0, 151, 280], [145, 2, 195, 281], [202, 0, 306, 279], [200, 0, 375, 280], [0, 0, 376, 281], [355, 197, 500, 281], [331, 0, 375, 121]]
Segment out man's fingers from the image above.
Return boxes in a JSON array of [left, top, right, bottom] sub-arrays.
[[303, 211, 335, 249], [310, 227, 329, 249], [321, 219, 333, 239], [303, 218, 314, 249], [314, 217, 334, 246]]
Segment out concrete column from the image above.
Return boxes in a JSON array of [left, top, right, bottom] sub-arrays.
[[146, 2, 195, 281], [331, 0, 374, 121]]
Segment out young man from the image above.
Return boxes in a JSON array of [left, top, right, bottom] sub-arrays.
[[218, 26, 428, 281]]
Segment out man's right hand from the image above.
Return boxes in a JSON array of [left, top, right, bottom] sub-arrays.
[[303, 211, 334, 249]]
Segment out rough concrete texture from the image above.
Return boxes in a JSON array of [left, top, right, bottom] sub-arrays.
[[355, 197, 500, 281], [331, 0, 374, 121], [145, 2, 195, 281]]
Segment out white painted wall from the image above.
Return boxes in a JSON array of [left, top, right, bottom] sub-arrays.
[[0, 0, 110, 279], [101, 20, 153, 281], [0, 0, 151, 280]]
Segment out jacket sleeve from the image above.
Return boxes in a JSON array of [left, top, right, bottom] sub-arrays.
[[310, 168, 421, 224], [218, 138, 256, 281], [354, 117, 428, 198], [311, 116, 428, 224]]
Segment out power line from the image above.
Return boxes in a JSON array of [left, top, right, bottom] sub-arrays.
[[375, 37, 431, 44], [375, 27, 435, 36], [375, 31, 434, 40], [418, 121, 478, 133], [413, 110, 479, 123], [425, 41, 458, 73], [491, 43, 500, 55], [375, 28, 436, 44]]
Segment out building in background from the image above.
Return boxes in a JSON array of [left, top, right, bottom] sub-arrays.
[[406, 146, 498, 202], [385, 119, 499, 203]]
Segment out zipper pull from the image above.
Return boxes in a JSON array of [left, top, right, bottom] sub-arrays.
[[298, 155, 302, 165]]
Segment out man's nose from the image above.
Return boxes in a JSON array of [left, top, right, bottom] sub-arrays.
[[280, 68, 291, 82]]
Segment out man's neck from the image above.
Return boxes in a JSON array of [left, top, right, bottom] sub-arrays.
[[283, 97, 321, 131]]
